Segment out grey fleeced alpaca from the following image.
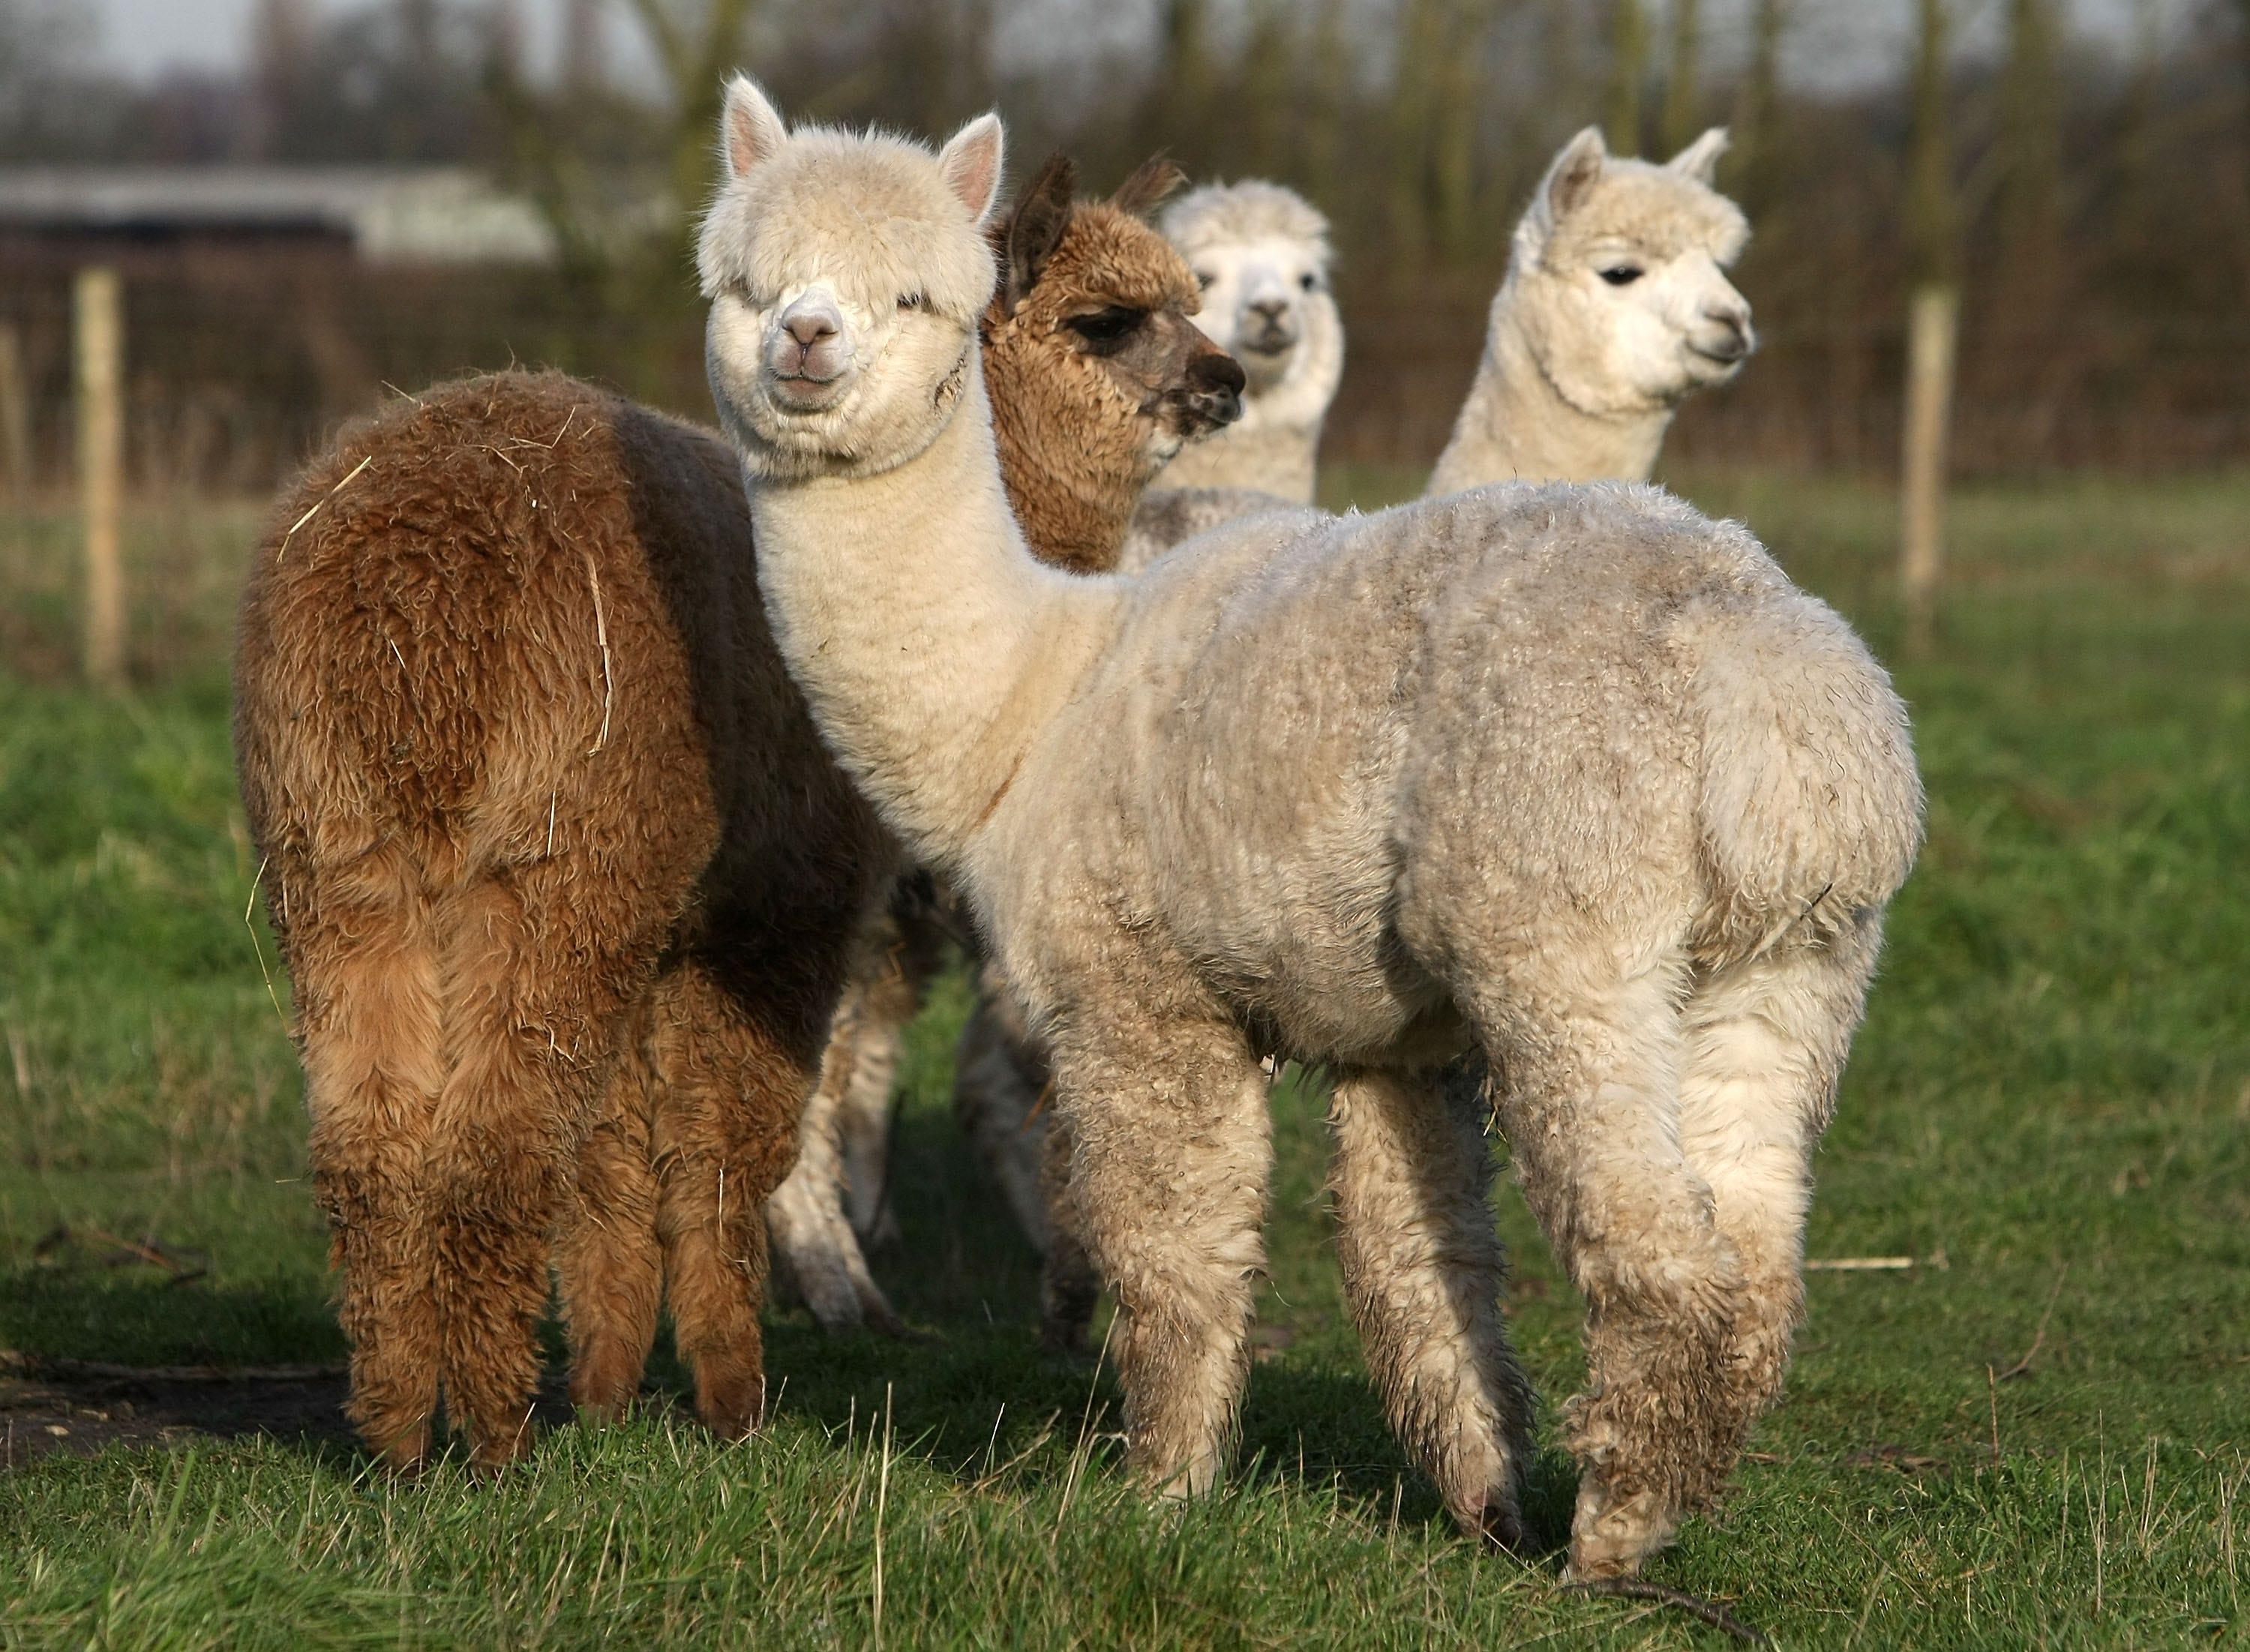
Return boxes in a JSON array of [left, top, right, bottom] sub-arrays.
[[701, 84, 1923, 1579]]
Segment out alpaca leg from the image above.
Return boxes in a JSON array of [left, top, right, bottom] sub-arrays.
[[1036, 1112, 1102, 1355], [293, 853, 446, 1471], [1469, 959, 1744, 1579], [556, 1025, 664, 1424], [952, 966, 1056, 1252], [1676, 924, 1879, 1456], [1328, 1063, 1536, 1547], [765, 982, 903, 1335], [648, 960, 816, 1438], [1053, 1014, 1271, 1497], [836, 907, 938, 1247], [424, 868, 638, 1475]]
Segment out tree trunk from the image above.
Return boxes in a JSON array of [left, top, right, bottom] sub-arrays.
[[1732, 0, 1786, 210], [1660, 0, 1701, 154], [561, 0, 604, 97], [1606, 0, 1646, 154], [0, 322, 30, 504]]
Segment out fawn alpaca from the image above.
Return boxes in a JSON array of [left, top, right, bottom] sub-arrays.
[[704, 85, 1920, 1578], [235, 154, 1238, 1462]]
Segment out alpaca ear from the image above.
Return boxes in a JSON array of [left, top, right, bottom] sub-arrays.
[[1000, 153, 1077, 314], [1544, 127, 1608, 224], [1668, 127, 1730, 186], [1110, 154, 1188, 221], [719, 76, 788, 182], [939, 112, 1006, 226]]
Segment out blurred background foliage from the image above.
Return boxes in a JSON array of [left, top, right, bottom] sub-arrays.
[[1, 0, 2247, 485]]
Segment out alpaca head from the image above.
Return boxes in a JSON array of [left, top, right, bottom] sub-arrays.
[[698, 77, 1005, 483], [1507, 126, 1754, 418], [1160, 181, 1344, 419], [982, 153, 1246, 531]]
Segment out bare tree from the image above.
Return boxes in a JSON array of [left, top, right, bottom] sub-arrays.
[[1996, 0, 2062, 276], [1607, 0, 1646, 153], [1732, 0, 1789, 212], [562, 0, 605, 97], [1660, 0, 1700, 154]]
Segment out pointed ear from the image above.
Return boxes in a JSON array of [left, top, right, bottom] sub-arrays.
[[998, 153, 1076, 314], [1544, 126, 1608, 223], [938, 112, 1006, 226], [1667, 127, 1730, 186], [719, 76, 788, 182], [1110, 154, 1187, 221]]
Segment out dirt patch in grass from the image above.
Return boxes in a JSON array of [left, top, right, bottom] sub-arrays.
[[0, 1352, 598, 1468]]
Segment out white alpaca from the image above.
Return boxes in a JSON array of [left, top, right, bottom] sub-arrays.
[[1114, 130, 1752, 572], [1429, 126, 1754, 493], [702, 85, 1922, 1579], [1150, 181, 1342, 503]]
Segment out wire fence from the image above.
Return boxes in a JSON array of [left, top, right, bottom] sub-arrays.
[[4, 251, 2250, 502]]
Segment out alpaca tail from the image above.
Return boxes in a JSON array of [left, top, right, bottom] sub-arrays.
[[1688, 589, 1924, 955]]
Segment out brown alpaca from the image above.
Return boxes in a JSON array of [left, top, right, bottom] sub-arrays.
[[236, 154, 1241, 1470], [766, 154, 1248, 1332]]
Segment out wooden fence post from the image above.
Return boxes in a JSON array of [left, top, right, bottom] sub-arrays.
[[1900, 282, 1958, 653], [0, 321, 28, 504], [76, 266, 125, 691]]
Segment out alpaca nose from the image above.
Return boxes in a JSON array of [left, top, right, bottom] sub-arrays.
[[1700, 307, 1755, 363], [1185, 349, 1246, 427], [1249, 297, 1290, 324], [772, 292, 852, 385], [1192, 351, 1247, 397], [784, 308, 837, 350]]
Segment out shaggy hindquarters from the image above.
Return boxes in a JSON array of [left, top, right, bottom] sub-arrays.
[[236, 371, 886, 1470]]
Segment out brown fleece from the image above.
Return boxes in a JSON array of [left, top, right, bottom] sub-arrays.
[[981, 156, 1234, 572]]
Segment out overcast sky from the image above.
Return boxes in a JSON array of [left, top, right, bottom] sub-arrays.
[[77, 0, 2193, 90]]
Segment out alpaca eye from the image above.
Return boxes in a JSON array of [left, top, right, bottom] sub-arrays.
[[1299, 273, 1318, 292], [1065, 306, 1147, 352], [897, 292, 926, 310], [1194, 271, 1214, 291], [1600, 265, 1644, 286]]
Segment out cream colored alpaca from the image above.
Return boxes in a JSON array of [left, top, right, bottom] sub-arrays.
[[1153, 182, 1342, 502], [704, 85, 1922, 1579], [1112, 130, 1751, 574], [994, 133, 1760, 1295], [1430, 126, 1753, 493]]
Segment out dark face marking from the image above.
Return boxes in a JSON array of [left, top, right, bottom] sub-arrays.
[[1062, 307, 1242, 439]]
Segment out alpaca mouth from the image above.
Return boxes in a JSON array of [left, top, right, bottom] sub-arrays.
[[1239, 329, 1297, 358], [770, 371, 849, 412]]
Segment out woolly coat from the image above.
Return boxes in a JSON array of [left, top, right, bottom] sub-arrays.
[[965, 481, 1920, 1074]]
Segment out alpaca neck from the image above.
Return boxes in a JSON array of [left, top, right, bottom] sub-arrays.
[[988, 370, 1144, 575], [1158, 416, 1318, 504], [1426, 291, 1672, 493], [746, 364, 1117, 866]]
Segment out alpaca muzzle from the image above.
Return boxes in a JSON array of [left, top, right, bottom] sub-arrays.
[[1688, 308, 1755, 369], [1240, 298, 1300, 356], [1178, 349, 1246, 433], [768, 292, 854, 398]]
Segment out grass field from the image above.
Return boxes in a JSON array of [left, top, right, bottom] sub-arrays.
[[2, 469, 2246, 1647]]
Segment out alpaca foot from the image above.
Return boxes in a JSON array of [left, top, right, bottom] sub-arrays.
[[1038, 1310, 1094, 1360], [465, 1420, 536, 1481], [1565, 1480, 1677, 1580], [370, 1421, 432, 1479], [1457, 1492, 1528, 1555], [693, 1363, 768, 1440], [569, 1342, 649, 1427]]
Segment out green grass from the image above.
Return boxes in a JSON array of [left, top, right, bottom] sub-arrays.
[[4, 473, 2248, 1646]]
